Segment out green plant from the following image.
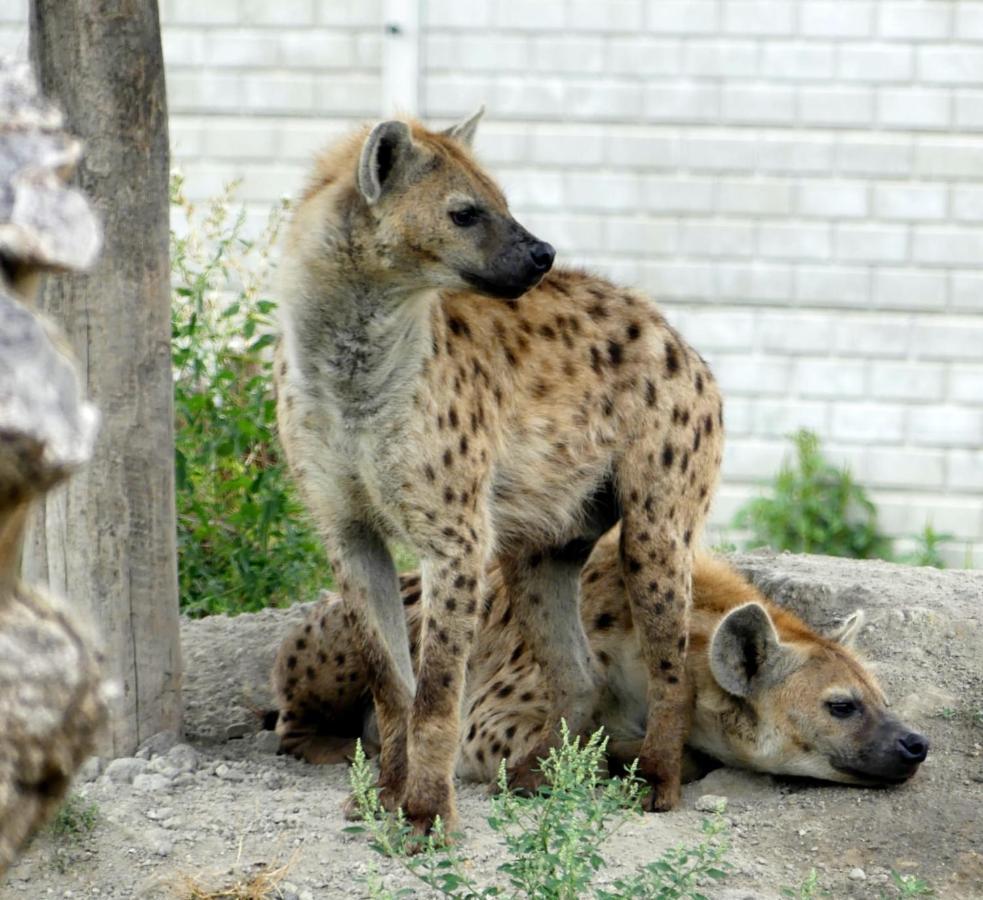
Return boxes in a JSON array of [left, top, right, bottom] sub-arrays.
[[48, 793, 99, 840], [170, 176, 332, 616], [347, 724, 730, 899], [734, 430, 893, 559], [889, 870, 934, 897], [898, 524, 952, 569], [781, 868, 827, 899]]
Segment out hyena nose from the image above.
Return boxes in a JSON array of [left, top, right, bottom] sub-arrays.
[[528, 241, 555, 273], [897, 731, 929, 763]]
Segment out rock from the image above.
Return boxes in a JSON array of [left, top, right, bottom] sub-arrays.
[[848, 867, 867, 881], [104, 757, 149, 784], [132, 773, 171, 792], [254, 730, 281, 754], [165, 743, 199, 773], [694, 794, 728, 813], [224, 722, 253, 740], [215, 764, 245, 782], [136, 730, 180, 759], [687, 767, 775, 803], [76, 756, 105, 783]]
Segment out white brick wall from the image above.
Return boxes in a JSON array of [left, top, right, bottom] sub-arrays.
[[4, 0, 980, 565]]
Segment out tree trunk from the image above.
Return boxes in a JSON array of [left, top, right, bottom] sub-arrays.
[[25, 1, 181, 757]]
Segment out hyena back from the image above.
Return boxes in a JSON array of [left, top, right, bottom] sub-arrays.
[[275, 110, 723, 833]]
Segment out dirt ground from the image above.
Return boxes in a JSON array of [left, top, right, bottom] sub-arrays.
[[3, 551, 981, 899]]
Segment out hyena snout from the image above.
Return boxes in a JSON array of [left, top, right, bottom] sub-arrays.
[[527, 240, 556, 273], [464, 222, 555, 300], [897, 731, 929, 764]]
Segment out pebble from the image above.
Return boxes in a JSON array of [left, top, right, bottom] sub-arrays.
[[695, 794, 728, 813], [848, 867, 867, 881], [104, 757, 148, 785], [225, 722, 253, 740], [215, 763, 245, 782], [254, 729, 281, 754]]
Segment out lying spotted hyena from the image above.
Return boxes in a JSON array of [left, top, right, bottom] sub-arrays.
[[274, 109, 723, 831], [273, 527, 929, 789]]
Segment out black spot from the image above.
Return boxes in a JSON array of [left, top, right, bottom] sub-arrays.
[[454, 574, 467, 589], [448, 316, 471, 338], [498, 684, 514, 699], [627, 322, 641, 341], [665, 341, 680, 376], [443, 448, 454, 468], [626, 556, 642, 574], [645, 379, 656, 407], [506, 725, 517, 739], [660, 659, 672, 670], [590, 345, 603, 374], [539, 324, 556, 339], [667, 675, 679, 684], [468, 724, 477, 742], [695, 372, 704, 393], [661, 443, 674, 469], [335, 653, 346, 665], [286, 656, 297, 670], [449, 407, 459, 429], [594, 612, 615, 630], [295, 638, 306, 650], [607, 340, 623, 367], [510, 644, 524, 663], [446, 598, 457, 612], [444, 486, 455, 504], [520, 691, 534, 702]]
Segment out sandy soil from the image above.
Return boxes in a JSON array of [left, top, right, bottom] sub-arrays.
[[3, 551, 981, 899]]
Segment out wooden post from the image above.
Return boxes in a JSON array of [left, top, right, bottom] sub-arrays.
[[0, 59, 109, 874], [24, 0, 181, 756]]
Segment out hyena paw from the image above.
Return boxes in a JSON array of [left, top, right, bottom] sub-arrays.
[[639, 772, 681, 813], [341, 781, 403, 821], [505, 754, 549, 796]]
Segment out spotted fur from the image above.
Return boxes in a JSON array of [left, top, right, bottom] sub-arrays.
[[275, 112, 723, 832], [273, 528, 929, 788]]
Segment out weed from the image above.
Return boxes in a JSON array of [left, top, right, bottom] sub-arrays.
[[897, 524, 953, 569], [781, 868, 828, 898], [347, 724, 730, 899], [734, 430, 893, 559], [48, 792, 99, 840], [170, 177, 332, 616], [889, 870, 934, 897]]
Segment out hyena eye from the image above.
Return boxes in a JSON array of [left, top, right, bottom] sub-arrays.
[[449, 207, 481, 227], [827, 699, 859, 719]]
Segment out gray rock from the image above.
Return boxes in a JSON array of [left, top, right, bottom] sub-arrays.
[[104, 757, 149, 784], [254, 730, 281, 754], [76, 756, 105, 783], [224, 721, 253, 740], [215, 763, 245, 782], [132, 773, 171, 792], [848, 867, 867, 881], [165, 743, 199, 773], [687, 767, 775, 802], [136, 730, 181, 759]]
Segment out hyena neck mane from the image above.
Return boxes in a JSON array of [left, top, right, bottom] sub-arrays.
[[285, 274, 436, 422]]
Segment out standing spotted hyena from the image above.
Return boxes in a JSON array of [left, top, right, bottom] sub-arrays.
[[274, 109, 724, 835]]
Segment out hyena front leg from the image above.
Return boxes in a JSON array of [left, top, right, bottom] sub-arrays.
[[330, 524, 416, 814], [403, 544, 486, 839], [617, 467, 697, 812], [500, 552, 603, 793]]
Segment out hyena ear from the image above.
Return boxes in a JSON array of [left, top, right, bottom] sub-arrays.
[[710, 603, 783, 698], [357, 120, 415, 204], [827, 610, 865, 649], [441, 105, 484, 147]]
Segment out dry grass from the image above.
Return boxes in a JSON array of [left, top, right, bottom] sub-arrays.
[[174, 850, 298, 899]]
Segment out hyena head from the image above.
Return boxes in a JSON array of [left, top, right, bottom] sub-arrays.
[[704, 603, 929, 785], [353, 108, 555, 299]]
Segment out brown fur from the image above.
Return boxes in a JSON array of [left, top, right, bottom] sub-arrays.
[[274, 528, 928, 789], [275, 114, 723, 832]]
